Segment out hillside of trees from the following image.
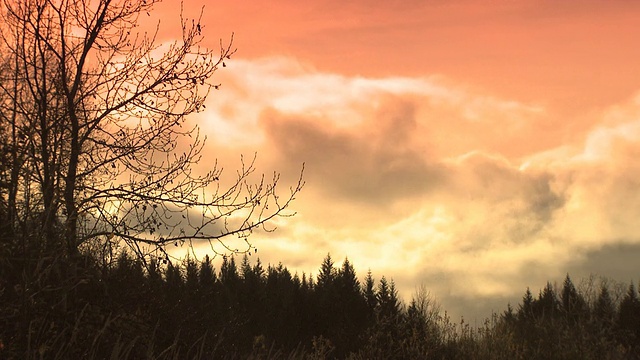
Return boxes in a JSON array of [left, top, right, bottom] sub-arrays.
[[1, 250, 639, 359]]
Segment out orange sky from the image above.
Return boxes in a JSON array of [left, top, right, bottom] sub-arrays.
[[180, 0, 640, 110], [150, 0, 640, 319]]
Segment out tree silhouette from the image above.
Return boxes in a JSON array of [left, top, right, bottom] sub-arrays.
[[363, 269, 378, 313], [534, 282, 559, 321], [594, 283, 615, 325], [0, 0, 303, 265], [518, 287, 534, 322], [316, 253, 337, 289], [617, 282, 640, 350], [377, 276, 402, 319], [331, 258, 367, 356], [560, 274, 587, 324]]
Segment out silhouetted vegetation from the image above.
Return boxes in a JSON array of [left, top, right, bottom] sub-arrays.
[[2, 247, 640, 359]]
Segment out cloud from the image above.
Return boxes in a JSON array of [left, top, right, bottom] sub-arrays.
[[199, 56, 552, 202], [190, 56, 640, 321], [566, 243, 640, 283], [260, 104, 445, 205], [201, 56, 549, 152]]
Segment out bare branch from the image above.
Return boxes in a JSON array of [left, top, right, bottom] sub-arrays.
[[0, 0, 302, 262]]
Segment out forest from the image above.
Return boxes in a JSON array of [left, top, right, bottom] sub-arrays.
[[2, 250, 640, 358], [1, 0, 640, 358]]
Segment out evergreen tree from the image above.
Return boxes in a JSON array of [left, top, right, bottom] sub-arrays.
[[164, 262, 183, 306], [560, 274, 587, 324], [377, 276, 401, 319], [594, 283, 615, 325], [518, 287, 534, 322], [238, 255, 266, 348], [298, 271, 316, 346], [332, 258, 367, 357], [240, 255, 265, 301], [301, 272, 310, 291], [359, 276, 405, 359], [199, 255, 217, 289], [311, 254, 338, 352], [503, 303, 516, 324], [535, 282, 559, 321], [593, 283, 616, 344], [263, 263, 300, 350], [253, 258, 266, 279], [184, 257, 199, 295], [240, 254, 253, 280], [196, 255, 219, 346], [364, 269, 378, 312], [338, 258, 361, 294], [180, 256, 204, 345], [220, 255, 240, 286], [617, 282, 640, 349], [316, 253, 337, 290]]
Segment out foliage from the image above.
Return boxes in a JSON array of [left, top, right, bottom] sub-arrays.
[[2, 247, 637, 359]]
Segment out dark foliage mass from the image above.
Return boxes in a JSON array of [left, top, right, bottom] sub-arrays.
[[1, 248, 639, 359]]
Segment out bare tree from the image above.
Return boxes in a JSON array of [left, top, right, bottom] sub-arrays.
[[0, 0, 303, 264]]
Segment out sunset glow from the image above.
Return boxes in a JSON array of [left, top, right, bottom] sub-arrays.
[[155, 0, 640, 319]]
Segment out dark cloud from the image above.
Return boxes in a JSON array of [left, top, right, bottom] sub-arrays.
[[566, 242, 640, 282], [526, 173, 564, 223], [261, 102, 446, 205]]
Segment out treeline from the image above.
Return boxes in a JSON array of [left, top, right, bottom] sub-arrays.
[[2, 251, 640, 359], [1, 252, 436, 358], [471, 276, 640, 359]]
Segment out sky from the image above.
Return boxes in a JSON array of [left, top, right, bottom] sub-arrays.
[[150, 0, 640, 320]]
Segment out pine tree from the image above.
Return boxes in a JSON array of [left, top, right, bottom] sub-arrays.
[[220, 255, 240, 286], [317, 253, 336, 290], [239, 254, 266, 318], [301, 272, 310, 291], [535, 282, 559, 320], [593, 283, 616, 341], [239, 255, 265, 311], [338, 258, 360, 294], [312, 255, 338, 348], [240, 254, 253, 280], [377, 276, 401, 319], [184, 257, 199, 295], [198, 256, 217, 289], [360, 276, 404, 359], [617, 282, 640, 348], [364, 270, 377, 312], [518, 287, 534, 322], [560, 274, 587, 324], [503, 303, 516, 324], [164, 261, 184, 305], [253, 258, 266, 279], [332, 258, 367, 356], [263, 263, 300, 350]]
